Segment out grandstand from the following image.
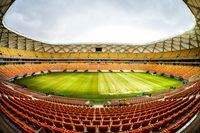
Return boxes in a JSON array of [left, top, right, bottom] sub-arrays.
[[0, 0, 200, 133]]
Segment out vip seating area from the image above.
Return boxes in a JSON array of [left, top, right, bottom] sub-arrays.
[[0, 47, 199, 60], [0, 63, 199, 79], [0, 80, 200, 133]]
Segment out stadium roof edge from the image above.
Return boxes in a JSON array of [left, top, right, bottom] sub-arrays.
[[0, 0, 199, 53]]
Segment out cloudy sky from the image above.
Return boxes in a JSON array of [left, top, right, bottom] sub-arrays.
[[3, 0, 195, 45]]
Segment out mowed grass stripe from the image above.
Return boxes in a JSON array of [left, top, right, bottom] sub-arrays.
[[42, 73, 75, 94], [16, 74, 64, 91], [111, 73, 139, 94], [14, 72, 183, 100], [116, 73, 148, 93], [115, 73, 151, 93], [125, 73, 161, 91], [18, 75, 54, 89], [64, 73, 90, 96], [105, 73, 130, 94], [79, 73, 98, 95], [129, 73, 182, 92], [106, 73, 120, 94], [114, 73, 133, 94], [98, 73, 109, 95], [55, 72, 81, 95]]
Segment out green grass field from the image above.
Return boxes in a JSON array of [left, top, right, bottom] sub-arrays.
[[14, 72, 182, 102]]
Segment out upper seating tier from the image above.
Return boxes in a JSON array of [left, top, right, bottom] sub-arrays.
[[0, 47, 199, 60]]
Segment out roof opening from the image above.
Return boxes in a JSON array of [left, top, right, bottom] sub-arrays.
[[3, 0, 195, 45]]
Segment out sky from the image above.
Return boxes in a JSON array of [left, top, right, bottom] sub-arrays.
[[3, 0, 195, 45]]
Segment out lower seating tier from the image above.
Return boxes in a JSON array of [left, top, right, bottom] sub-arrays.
[[0, 80, 200, 133], [0, 63, 199, 79]]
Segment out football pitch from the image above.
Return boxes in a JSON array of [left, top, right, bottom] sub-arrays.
[[14, 72, 183, 102]]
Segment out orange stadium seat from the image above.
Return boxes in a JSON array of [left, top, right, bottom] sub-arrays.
[[99, 64, 109, 70], [0, 63, 199, 79], [0, 80, 200, 132], [88, 63, 98, 70], [0, 46, 199, 60], [110, 63, 120, 70], [0, 0, 200, 133]]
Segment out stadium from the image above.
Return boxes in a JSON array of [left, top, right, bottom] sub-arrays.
[[0, 0, 200, 133]]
